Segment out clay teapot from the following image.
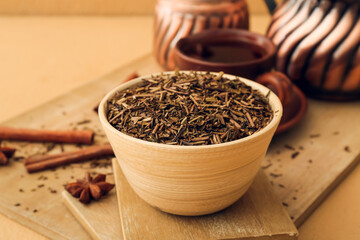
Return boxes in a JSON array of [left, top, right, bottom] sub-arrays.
[[266, 0, 360, 100]]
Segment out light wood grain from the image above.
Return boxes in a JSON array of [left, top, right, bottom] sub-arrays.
[[0, 0, 276, 15], [262, 100, 360, 226], [113, 159, 298, 240], [62, 157, 297, 240], [0, 160, 91, 240], [62, 186, 122, 240]]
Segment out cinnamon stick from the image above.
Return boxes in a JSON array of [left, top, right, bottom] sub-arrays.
[[0, 152, 8, 166], [0, 126, 94, 144], [24, 152, 74, 166], [0, 147, 16, 158], [25, 144, 114, 173]]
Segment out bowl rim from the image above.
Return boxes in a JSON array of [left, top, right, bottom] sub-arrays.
[[98, 71, 283, 150], [174, 29, 276, 68]]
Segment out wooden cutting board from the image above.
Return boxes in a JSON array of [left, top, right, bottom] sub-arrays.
[[263, 100, 360, 226], [0, 54, 359, 239], [114, 159, 298, 240], [63, 159, 298, 240], [62, 187, 122, 240]]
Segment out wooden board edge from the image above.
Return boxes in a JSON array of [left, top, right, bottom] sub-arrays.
[[112, 159, 127, 240], [259, 171, 299, 238], [239, 234, 297, 240], [0, 200, 68, 240], [294, 153, 360, 227], [62, 191, 100, 240]]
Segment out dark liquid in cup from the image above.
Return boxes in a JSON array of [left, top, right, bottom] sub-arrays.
[[187, 42, 265, 63]]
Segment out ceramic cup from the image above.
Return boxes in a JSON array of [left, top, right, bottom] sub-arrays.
[[98, 71, 282, 216], [174, 29, 307, 133], [174, 29, 275, 79]]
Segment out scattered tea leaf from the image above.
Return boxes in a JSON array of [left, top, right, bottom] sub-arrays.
[[291, 152, 300, 159], [270, 172, 283, 178], [344, 146, 351, 152], [76, 119, 91, 125], [261, 163, 272, 169], [284, 144, 295, 150], [309, 134, 321, 138]]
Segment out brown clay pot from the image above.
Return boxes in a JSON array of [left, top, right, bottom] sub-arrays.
[[267, 0, 360, 100], [154, 0, 249, 70]]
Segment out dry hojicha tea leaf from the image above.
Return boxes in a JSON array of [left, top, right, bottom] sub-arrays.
[[106, 71, 273, 146]]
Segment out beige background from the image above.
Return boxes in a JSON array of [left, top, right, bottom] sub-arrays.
[[0, 0, 276, 15], [0, 1, 359, 240]]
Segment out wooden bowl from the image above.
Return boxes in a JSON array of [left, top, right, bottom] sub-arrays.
[[98, 72, 283, 216]]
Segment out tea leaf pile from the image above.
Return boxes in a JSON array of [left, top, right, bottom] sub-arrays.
[[107, 72, 273, 145]]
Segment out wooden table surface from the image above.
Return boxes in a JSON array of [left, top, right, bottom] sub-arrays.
[[0, 15, 359, 240]]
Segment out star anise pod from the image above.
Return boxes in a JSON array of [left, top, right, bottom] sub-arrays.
[[65, 172, 115, 204], [0, 147, 16, 166]]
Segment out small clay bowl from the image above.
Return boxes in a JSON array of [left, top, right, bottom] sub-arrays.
[[98, 71, 282, 216], [174, 29, 276, 79]]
